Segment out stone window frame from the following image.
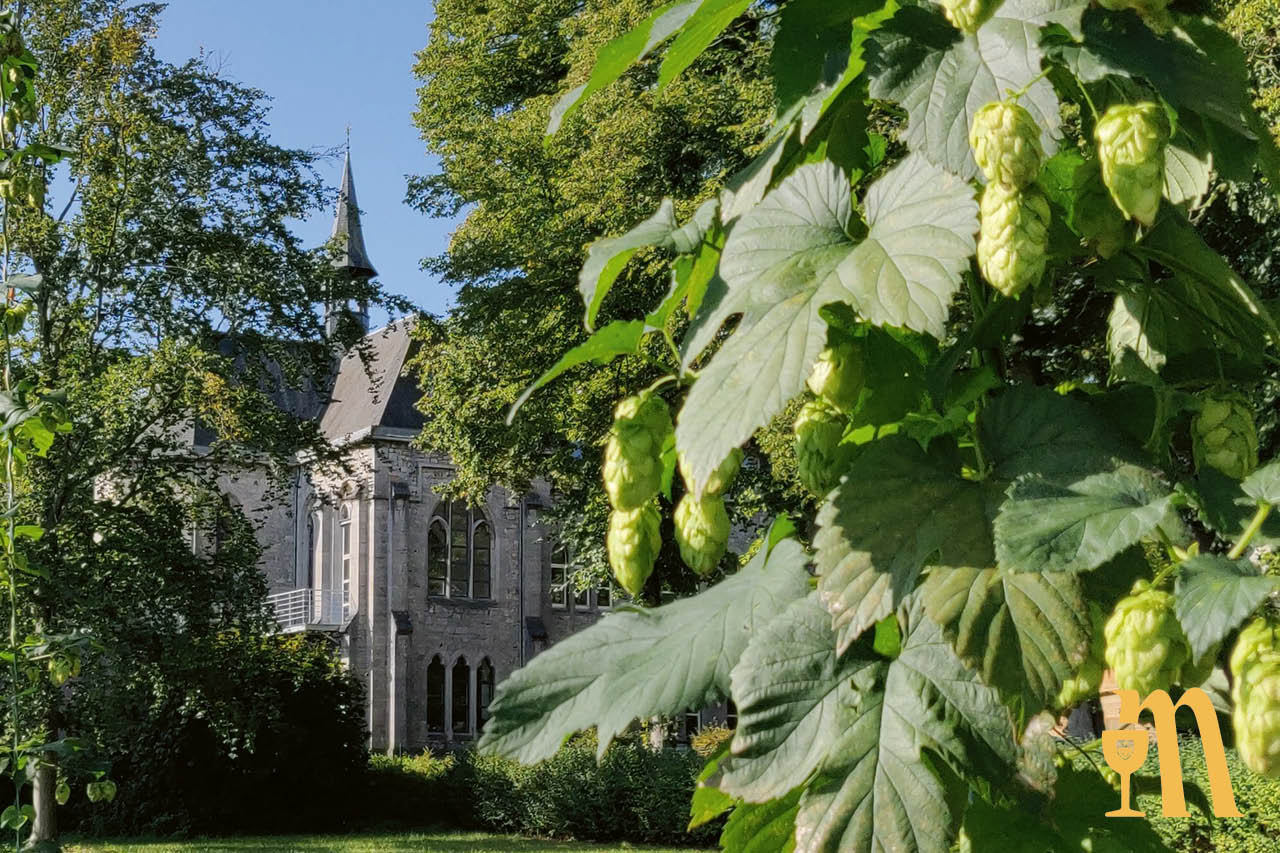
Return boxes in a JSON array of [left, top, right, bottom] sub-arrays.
[[549, 541, 615, 612], [427, 499, 493, 601], [339, 503, 353, 621]]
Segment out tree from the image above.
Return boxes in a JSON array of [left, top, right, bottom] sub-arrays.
[[0, 2, 402, 846], [409, 0, 784, 595], [483, 0, 1280, 850]]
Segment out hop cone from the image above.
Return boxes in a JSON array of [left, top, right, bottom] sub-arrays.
[[1231, 620, 1280, 777], [674, 493, 730, 576], [970, 100, 1044, 188], [607, 502, 662, 597], [806, 339, 866, 411], [1103, 581, 1192, 696], [679, 447, 743, 498], [940, 0, 1003, 34], [794, 398, 848, 497], [977, 181, 1050, 298], [1056, 603, 1107, 709], [1192, 395, 1259, 480], [603, 393, 673, 510], [1095, 102, 1169, 226]]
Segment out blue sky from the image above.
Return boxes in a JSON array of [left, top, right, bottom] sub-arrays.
[[153, 0, 460, 324]]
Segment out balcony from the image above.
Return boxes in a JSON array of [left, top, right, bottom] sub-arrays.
[[267, 588, 345, 633]]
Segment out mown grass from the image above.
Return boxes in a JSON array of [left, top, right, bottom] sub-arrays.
[[64, 831, 704, 853]]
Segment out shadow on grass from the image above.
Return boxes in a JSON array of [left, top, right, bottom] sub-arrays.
[[64, 831, 706, 853]]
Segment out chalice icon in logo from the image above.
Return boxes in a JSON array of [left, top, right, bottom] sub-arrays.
[[1103, 729, 1151, 817]]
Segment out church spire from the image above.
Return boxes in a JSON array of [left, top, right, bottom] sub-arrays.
[[330, 149, 377, 280]]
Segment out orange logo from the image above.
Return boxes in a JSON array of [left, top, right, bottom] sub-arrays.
[[1102, 688, 1240, 818]]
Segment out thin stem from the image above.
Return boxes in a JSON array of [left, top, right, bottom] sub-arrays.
[[1229, 502, 1273, 560]]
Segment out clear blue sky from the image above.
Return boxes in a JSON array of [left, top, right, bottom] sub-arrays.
[[153, 0, 460, 325]]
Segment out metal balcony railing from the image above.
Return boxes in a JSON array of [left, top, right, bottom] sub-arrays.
[[267, 588, 345, 632]]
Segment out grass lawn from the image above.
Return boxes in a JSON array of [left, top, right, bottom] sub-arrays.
[[63, 831, 706, 853]]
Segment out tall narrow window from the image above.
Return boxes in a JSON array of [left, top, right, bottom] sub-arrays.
[[426, 656, 445, 733], [427, 501, 492, 600], [476, 657, 494, 734], [427, 520, 447, 596], [340, 504, 352, 619], [596, 583, 612, 610], [472, 521, 491, 600], [306, 512, 319, 588], [726, 699, 738, 730], [550, 544, 568, 609], [451, 657, 470, 736]]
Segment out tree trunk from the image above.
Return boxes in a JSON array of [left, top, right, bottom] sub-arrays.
[[23, 750, 58, 853]]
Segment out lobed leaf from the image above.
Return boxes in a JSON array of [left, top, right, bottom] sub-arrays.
[[506, 320, 646, 424], [1176, 554, 1280, 661]]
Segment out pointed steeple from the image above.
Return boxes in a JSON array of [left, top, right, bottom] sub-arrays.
[[330, 150, 377, 280]]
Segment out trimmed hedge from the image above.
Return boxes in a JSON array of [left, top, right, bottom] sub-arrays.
[[365, 732, 718, 846]]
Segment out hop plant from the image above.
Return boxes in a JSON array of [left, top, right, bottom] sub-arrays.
[[1192, 395, 1259, 480], [674, 493, 730, 576], [970, 100, 1044, 188], [1180, 642, 1221, 689], [1073, 159, 1130, 258], [679, 447, 743, 497], [1095, 102, 1169, 227], [794, 398, 848, 497], [1056, 603, 1106, 709], [1103, 581, 1192, 696], [806, 339, 866, 411], [940, 0, 1003, 34], [603, 393, 672, 510], [977, 181, 1050, 298], [607, 502, 662, 597], [1230, 619, 1280, 777]]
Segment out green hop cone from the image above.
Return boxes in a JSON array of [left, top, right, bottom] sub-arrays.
[[977, 181, 1050, 299], [1192, 395, 1259, 480], [679, 447, 743, 498], [1234, 658, 1280, 777], [607, 502, 661, 597], [1103, 580, 1192, 696], [1230, 618, 1280, 705], [1095, 102, 1169, 227], [940, 0, 1003, 34], [1056, 603, 1107, 709], [806, 339, 866, 411], [603, 393, 673, 510], [674, 493, 730, 576], [794, 398, 848, 497], [970, 100, 1044, 188]]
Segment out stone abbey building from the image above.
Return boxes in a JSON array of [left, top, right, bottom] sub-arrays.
[[222, 155, 615, 754]]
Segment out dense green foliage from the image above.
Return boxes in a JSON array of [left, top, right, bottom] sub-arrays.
[[367, 735, 716, 846], [64, 634, 365, 838], [475, 0, 1280, 850]]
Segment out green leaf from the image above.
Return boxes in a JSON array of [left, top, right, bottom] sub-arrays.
[[721, 594, 871, 800], [1186, 469, 1280, 548], [771, 0, 885, 122], [657, 0, 752, 91], [54, 780, 69, 806], [815, 436, 995, 652], [676, 156, 977, 494], [690, 747, 735, 829], [548, 1, 702, 135], [1108, 290, 1170, 377], [993, 465, 1182, 574], [479, 536, 810, 763], [1242, 460, 1280, 506], [921, 566, 1089, 717], [867, 0, 1086, 179], [788, 602, 1016, 853], [719, 787, 801, 853], [1163, 122, 1213, 210], [506, 320, 646, 424], [578, 198, 714, 330], [1176, 554, 1280, 661]]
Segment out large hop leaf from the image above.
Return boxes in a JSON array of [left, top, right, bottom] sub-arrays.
[[607, 502, 661, 596], [1103, 580, 1192, 696], [941, 0, 1003, 34], [1055, 602, 1106, 709], [1192, 394, 1259, 480], [970, 99, 1044, 187], [1095, 102, 1169, 226], [977, 181, 1050, 298], [674, 493, 730, 576]]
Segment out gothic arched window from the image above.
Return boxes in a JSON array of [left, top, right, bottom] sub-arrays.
[[476, 657, 495, 734], [452, 657, 470, 736], [426, 655, 445, 733], [428, 500, 492, 600], [339, 504, 353, 618]]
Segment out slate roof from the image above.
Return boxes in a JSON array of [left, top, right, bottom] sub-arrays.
[[318, 318, 423, 441]]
